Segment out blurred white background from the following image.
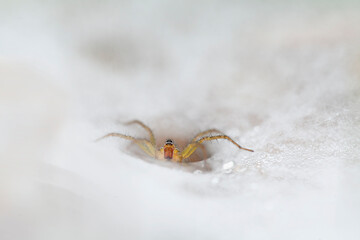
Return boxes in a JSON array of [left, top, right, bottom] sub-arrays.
[[1, 0, 360, 239]]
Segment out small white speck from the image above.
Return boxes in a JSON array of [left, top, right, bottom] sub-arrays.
[[223, 161, 234, 170], [211, 177, 220, 184], [193, 170, 202, 174]]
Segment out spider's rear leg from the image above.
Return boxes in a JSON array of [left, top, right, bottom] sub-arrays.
[[96, 132, 156, 158]]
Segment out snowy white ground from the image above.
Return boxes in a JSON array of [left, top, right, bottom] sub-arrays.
[[1, 1, 360, 239]]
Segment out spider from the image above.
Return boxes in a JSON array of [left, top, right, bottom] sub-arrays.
[[96, 120, 253, 163]]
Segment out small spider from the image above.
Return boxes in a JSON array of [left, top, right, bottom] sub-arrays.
[[96, 120, 253, 162]]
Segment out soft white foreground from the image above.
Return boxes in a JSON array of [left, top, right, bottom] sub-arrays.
[[1, 1, 360, 239]]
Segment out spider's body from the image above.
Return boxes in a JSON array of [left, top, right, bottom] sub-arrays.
[[97, 120, 253, 162], [161, 139, 179, 160]]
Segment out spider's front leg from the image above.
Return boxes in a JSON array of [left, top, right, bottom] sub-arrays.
[[191, 129, 224, 142], [181, 134, 253, 162], [178, 142, 207, 163], [180, 142, 202, 162], [96, 133, 157, 158], [179, 129, 223, 162], [125, 120, 156, 146], [197, 135, 254, 152]]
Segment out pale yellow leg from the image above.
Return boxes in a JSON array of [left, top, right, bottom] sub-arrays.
[[181, 129, 222, 161], [96, 132, 156, 158], [96, 133, 135, 142], [181, 143, 199, 160], [184, 143, 207, 163], [181, 134, 253, 161], [134, 139, 157, 157], [191, 129, 224, 142], [125, 120, 156, 146], [197, 135, 254, 152]]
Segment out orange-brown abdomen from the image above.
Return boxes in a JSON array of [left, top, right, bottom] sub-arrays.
[[164, 146, 174, 160]]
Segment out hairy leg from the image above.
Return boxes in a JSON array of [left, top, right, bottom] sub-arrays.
[[125, 120, 156, 146], [184, 143, 207, 163], [96, 133, 135, 142], [197, 135, 254, 152], [191, 129, 224, 142], [96, 132, 156, 157], [181, 134, 253, 160], [181, 143, 199, 160], [182, 129, 222, 161]]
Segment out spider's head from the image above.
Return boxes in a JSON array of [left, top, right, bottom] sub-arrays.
[[163, 139, 175, 160]]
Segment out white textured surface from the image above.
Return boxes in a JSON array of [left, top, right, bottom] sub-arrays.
[[1, 1, 360, 239]]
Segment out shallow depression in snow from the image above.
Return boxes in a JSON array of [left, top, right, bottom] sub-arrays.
[[1, 1, 360, 240]]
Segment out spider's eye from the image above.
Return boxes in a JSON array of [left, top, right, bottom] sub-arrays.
[[165, 139, 173, 145]]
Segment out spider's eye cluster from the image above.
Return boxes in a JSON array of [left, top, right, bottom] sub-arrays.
[[165, 139, 173, 145]]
